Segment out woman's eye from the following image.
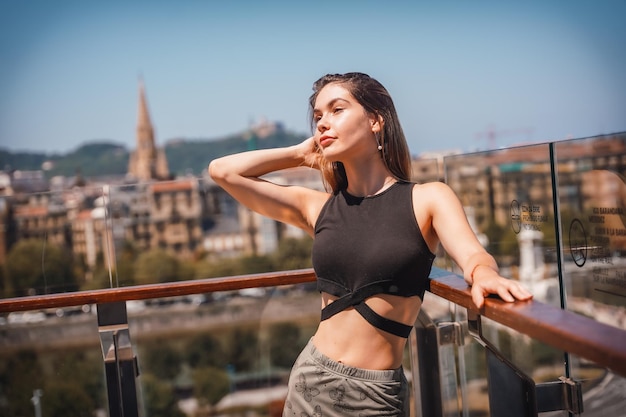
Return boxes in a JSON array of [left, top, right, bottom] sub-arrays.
[[333, 107, 343, 114]]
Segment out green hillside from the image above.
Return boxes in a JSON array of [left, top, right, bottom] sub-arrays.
[[0, 130, 306, 179], [0, 149, 51, 172], [164, 130, 305, 176]]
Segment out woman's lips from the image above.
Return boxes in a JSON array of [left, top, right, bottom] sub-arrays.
[[319, 136, 335, 148]]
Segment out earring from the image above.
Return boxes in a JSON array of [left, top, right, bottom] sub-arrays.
[[375, 133, 383, 151]]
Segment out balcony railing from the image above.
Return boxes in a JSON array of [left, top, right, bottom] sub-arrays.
[[1, 267, 624, 416]]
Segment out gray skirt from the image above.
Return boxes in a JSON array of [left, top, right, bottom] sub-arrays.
[[283, 339, 409, 417]]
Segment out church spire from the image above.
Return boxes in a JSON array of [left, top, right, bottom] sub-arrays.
[[127, 77, 169, 181], [136, 76, 155, 150], [137, 77, 152, 129]]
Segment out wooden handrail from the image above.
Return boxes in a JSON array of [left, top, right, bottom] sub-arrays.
[[1, 267, 625, 377], [0, 269, 317, 313]]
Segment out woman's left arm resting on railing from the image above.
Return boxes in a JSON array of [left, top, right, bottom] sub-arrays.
[[427, 182, 533, 309]]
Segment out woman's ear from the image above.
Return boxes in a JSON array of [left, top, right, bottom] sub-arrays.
[[370, 114, 384, 133]]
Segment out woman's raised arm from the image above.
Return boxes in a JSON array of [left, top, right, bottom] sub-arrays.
[[208, 137, 329, 236]]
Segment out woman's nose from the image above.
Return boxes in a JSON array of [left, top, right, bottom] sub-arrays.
[[316, 115, 329, 132]]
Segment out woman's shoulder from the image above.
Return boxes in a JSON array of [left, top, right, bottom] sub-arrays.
[[411, 180, 454, 195], [411, 181, 459, 207]]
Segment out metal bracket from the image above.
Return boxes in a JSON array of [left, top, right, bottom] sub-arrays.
[[536, 376, 583, 414], [467, 310, 485, 347], [436, 321, 464, 347], [468, 311, 583, 416], [97, 301, 140, 417]]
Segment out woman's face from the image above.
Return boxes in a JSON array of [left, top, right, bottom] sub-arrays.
[[312, 83, 379, 162]]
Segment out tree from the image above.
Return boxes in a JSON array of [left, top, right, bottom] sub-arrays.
[[186, 334, 226, 369], [0, 266, 8, 298], [0, 350, 44, 417], [114, 239, 140, 287], [192, 366, 230, 406], [5, 239, 77, 296], [140, 373, 185, 417], [194, 254, 272, 279], [240, 255, 274, 274], [140, 340, 183, 380], [269, 323, 303, 368], [227, 329, 259, 372], [42, 381, 94, 417], [176, 259, 196, 282], [273, 237, 313, 271], [195, 257, 240, 279], [83, 240, 139, 290], [134, 248, 181, 284], [47, 349, 105, 410]]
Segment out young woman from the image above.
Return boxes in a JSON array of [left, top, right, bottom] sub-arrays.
[[209, 72, 532, 416]]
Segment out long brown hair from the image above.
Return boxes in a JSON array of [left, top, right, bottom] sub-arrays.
[[308, 72, 412, 192]]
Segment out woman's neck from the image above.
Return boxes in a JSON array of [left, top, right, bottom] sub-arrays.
[[343, 161, 396, 197]]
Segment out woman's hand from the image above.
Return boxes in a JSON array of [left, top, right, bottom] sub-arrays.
[[294, 136, 322, 170], [470, 267, 533, 309]]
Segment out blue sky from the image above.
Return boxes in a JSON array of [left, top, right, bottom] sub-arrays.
[[1, 1, 625, 156]]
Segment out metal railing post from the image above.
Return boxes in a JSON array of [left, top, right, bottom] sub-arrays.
[[409, 309, 443, 417], [97, 301, 140, 417], [410, 309, 466, 417]]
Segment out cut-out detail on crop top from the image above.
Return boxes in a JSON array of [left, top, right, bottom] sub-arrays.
[[312, 181, 435, 338]]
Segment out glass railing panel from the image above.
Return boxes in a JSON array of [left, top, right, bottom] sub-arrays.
[[0, 306, 107, 416], [99, 181, 144, 289], [442, 144, 570, 414], [1, 175, 244, 294], [2, 183, 110, 297], [85, 176, 265, 289], [553, 133, 626, 327], [553, 132, 626, 415], [443, 144, 560, 307]]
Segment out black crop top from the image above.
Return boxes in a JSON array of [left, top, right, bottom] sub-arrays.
[[312, 181, 436, 338]]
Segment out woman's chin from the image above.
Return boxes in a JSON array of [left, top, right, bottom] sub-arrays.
[[320, 146, 344, 162]]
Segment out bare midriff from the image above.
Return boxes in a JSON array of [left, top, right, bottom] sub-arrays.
[[312, 292, 422, 370]]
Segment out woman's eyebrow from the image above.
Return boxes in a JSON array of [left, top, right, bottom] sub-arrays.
[[313, 97, 350, 113]]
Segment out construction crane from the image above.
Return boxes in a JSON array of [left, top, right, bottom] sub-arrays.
[[475, 125, 534, 150]]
